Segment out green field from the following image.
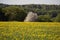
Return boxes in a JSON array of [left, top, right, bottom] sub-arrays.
[[0, 22, 60, 40]]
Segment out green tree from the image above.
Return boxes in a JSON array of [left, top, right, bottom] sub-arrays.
[[0, 7, 7, 21], [52, 14, 60, 22], [38, 15, 51, 22], [2, 6, 27, 21]]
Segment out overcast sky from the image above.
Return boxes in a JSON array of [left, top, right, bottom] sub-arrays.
[[0, 0, 60, 5]]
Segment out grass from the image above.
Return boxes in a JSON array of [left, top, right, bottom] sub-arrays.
[[0, 22, 60, 40]]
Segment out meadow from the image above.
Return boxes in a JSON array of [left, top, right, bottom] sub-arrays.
[[0, 22, 60, 40]]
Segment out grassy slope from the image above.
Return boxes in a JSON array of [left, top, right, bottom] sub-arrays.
[[0, 22, 60, 40]]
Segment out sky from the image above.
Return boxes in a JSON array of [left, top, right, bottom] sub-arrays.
[[0, 0, 60, 5]]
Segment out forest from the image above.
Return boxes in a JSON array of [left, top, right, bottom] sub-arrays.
[[0, 3, 60, 22]]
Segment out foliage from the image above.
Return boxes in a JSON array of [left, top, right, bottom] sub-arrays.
[[2, 6, 27, 21], [52, 13, 60, 22], [0, 4, 60, 22], [38, 15, 51, 22]]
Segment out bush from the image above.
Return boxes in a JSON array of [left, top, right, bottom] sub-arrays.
[[38, 15, 51, 22], [52, 14, 60, 22]]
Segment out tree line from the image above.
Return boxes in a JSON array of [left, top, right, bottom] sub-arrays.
[[0, 3, 60, 22]]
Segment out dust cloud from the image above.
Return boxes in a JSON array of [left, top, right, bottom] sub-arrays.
[[24, 12, 38, 22]]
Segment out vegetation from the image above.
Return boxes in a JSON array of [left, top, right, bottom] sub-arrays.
[[0, 22, 60, 40], [38, 15, 51, 22], [0, 3, 60, 22], [2, 6, 27, 21], [52, 14, 60, 22]]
